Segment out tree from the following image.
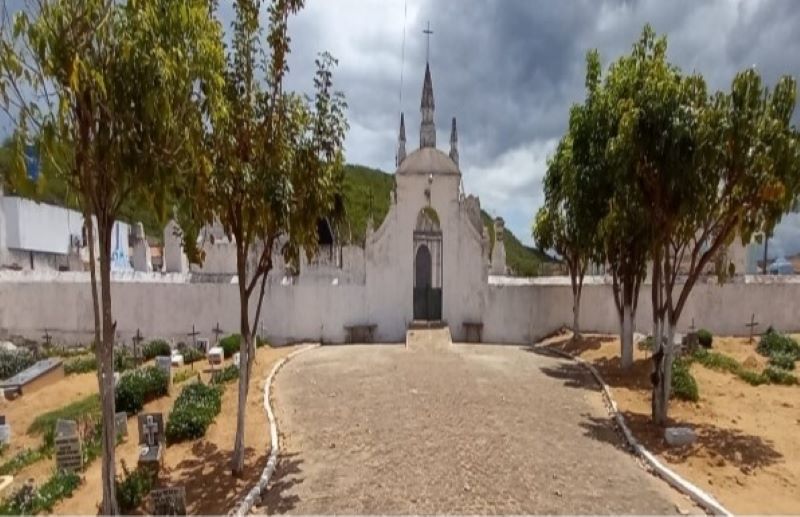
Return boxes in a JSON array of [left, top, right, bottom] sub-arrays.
[[533, 135, 596, 339], [179, 0, 347, 476], [0, 1, 224, 511], [602, 26, 800, 424]]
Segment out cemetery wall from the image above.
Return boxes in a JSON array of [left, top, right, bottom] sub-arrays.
[[1, 274, 799, 345]]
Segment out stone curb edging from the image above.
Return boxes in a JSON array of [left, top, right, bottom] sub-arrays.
[[230, 344, 320, 516], [536, 345, 733, 517]]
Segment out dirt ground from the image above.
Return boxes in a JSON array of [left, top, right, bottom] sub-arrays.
[[260, 343, 697, 514], [1, 346, 296, 514], [542, 333, 800, 515]]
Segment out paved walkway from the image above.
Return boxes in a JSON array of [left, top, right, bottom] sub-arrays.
[[258, 343, 690, 514]]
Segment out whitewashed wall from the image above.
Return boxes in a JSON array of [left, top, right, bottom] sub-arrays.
[[2, 273, 799, 346]]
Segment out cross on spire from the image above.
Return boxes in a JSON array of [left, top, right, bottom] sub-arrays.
[[423, 21, 433, 63]]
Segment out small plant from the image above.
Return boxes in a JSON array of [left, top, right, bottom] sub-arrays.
[[115, 366, 170, 415], [697, 329, 713, 348], [692, 349, 740, 373], [757, 329, 800, 360], [210, 364, 239, 385], [768, 351, 796, 371], [165, 382, 223, 442], [737, 369, 768, 386], [64, 355, 97, 375], [181, 347, 204, 365], [0, 470, 80, 515], [219, 334, 241, 358], [173, 369, 198, 385], [0, 349, 36, 380], [637, 336, 653, 351], [671, 358, 699, 402], [115, 461, 154, 513], [141, 339, 172, 361], [256, 336, 269, 348], [763, 366, 798, 386]]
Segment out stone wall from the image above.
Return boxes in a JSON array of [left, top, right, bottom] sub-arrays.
[[1, 272, 798, 346]]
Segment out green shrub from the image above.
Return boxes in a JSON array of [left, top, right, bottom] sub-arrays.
[[0, 349, 36, 380], [141, 339, 172, 361], [28, 394, 101, 448], [115, 462, 154, 513], [210, 364, 239, 385], [763, 366, 798, 385], [115, 366, 169, 415], [64, 355, 97, 375], [219, 334, 241, 358], [671, 358, 699, 402], [637, 336, 653, 351], [181, 347, 204, 365], [165, 383, 222, 443], [692, 349, 740, 374], [0, 470, 80, 515], [113, 348, 136, 373], [768, 351, 796, 370], [697, 329, 713, 348], [757, 329, 800, 360]]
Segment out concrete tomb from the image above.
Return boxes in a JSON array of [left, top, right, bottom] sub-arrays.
[[149, 486, 186, 515], [115, 411, 128, 438], [137, 413, 165, 470], [232, 352, 241, 368], [665, 427, 697, 447], [54, 419, 83, 473], [170, 350, 184, 367], [0, 358, 64, 397], [155, 356, 172, 387], [208, 346, 224, 367]]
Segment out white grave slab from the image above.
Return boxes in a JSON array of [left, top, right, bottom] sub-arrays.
[[208, 346, 224, 366]]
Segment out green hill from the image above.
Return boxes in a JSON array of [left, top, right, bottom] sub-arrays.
[[340, 164, 558, 276]]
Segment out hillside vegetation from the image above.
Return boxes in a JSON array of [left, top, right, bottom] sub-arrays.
[[341, 164, 557, 276]]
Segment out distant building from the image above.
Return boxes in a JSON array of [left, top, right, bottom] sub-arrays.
[[0, 186, 131, 272]]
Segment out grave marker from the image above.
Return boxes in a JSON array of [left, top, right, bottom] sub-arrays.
[[115, 412, 128, 438], [132, 329, 145, 364], [0, 416, 9, 445], [155, 356, 172, 387], [208, 346, 224, 368], [150, 486, 186, 515], [745, 313, 759, 343], [187, 325, 200, 348], [137, 413, 165, 470], [54, 419, 82, 473], [212, 322, 224, 345]]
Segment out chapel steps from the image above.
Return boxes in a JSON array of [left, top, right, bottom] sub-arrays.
[[405, 323, 452, 351]]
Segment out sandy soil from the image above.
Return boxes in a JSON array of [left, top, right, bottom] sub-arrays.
[[543, 333, 800, 514], [2, 346, 296, 514]]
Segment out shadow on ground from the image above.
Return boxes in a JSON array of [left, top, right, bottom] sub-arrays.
[[164, 440, 267, 514], [256, 452, 305, 514]]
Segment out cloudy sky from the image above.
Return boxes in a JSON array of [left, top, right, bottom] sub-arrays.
[[216, 0, 800, 256]]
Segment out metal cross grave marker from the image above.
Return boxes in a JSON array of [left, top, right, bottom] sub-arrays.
[[745, 313, 759, 344]]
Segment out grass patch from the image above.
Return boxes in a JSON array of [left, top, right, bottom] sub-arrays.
[[691, 348, 798, 387], [27, 394, 101, 447], [210, 364, 239, 385], [173, 369, 198, 385], [763, 366, 798, 385], [0, 470, 80, 515], [768, 351, 796, 370], [0, 447, 48, 476], [757, 328, 800, 360], [181, 347, 204, 365], [165, 382, 222, 443], [64, 355, 97, 375]]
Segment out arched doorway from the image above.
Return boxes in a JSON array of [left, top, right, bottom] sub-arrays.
[[413, 207, 442, 321]]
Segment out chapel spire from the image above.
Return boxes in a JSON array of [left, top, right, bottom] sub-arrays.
[[449, 117, 459, 166], [420, 62, 436, 148], [397, 112, 407, 166]]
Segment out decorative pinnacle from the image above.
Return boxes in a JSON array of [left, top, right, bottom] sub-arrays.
[[420, 63, 436, 148]]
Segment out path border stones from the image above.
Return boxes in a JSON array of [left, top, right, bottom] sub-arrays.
[[229, 344, 319, 517], [535, 345, 732, 516]]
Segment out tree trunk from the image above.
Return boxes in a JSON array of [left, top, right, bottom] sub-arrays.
[[231, 252, 251, 477], [620, 302, 634, 369], [97, 217, 119, 515], [572, 289, 582, 340]]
